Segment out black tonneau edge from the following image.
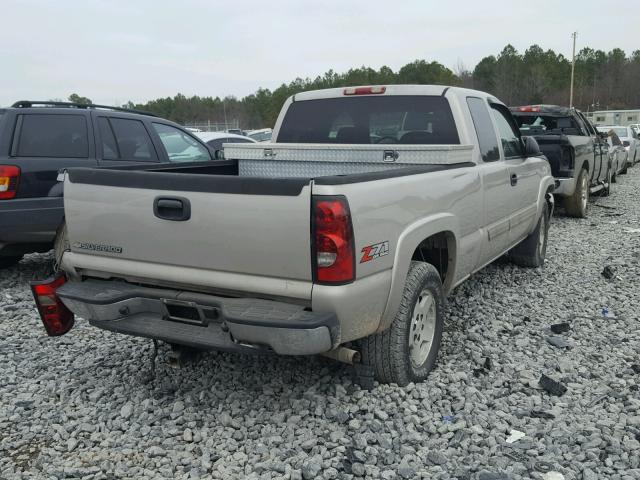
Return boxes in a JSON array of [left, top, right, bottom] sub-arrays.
[[66, 167, 311, 196]]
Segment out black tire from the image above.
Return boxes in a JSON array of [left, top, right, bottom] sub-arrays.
[[53, 221, 69, 272], [621, 160, 628, 175], [601, 167, 612, 197], [564, 168, 589, 218], [360, 261, 445, 386], [510, 201, 549, 268], [0, 255, 23, 269]]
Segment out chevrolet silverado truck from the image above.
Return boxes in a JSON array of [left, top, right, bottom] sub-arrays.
[[32, 85, 554, 386], [511, 105, 610, 217], [0, 101, 215, 269]]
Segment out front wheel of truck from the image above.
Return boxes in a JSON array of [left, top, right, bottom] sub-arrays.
[[360, 261, 445, 386], [509, 201, 549, 268]]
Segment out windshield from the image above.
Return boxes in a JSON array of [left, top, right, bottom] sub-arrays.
[[513, 114, 585, 136], [277, 95, 460, 144]]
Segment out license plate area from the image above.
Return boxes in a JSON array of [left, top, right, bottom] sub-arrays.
[[161, 299, 219, 326]]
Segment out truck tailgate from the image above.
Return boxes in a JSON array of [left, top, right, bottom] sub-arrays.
[[62, 168, 313, 295]]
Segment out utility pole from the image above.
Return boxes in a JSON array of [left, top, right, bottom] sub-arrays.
[[569, 31, 577, 108]]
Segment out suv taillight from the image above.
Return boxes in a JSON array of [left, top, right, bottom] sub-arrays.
[[0, 165, 20, 200], [30, 275, 75, 336], [312, 196, 355, 284]]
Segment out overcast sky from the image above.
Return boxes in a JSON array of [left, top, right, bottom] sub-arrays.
[[1, 0, 636, 106]]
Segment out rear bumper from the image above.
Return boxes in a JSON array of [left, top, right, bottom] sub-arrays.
[[56, 279, 337, 355], [0, 197, 62, 254]]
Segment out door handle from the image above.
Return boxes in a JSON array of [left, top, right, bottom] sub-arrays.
[[153, 196, 191, 221], [510, 173, 518, 186]]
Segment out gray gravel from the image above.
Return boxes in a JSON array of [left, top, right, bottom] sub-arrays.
[[2, 169, 640, 480]]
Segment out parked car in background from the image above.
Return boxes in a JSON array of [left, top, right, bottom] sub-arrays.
[[601, 125, 640, 166], [41, 85, 554, 385], [196, 131, 256, 159], [0, 100, 215, 269], [247, 128, 273, 142], [597, 127, 629, 179], [511, 105, 610, 217]]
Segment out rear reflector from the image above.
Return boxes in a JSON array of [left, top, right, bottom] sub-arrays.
[[344, 86, 386, 96], [313, 196, 355, 284], [0, 165, 20, 200], [517, 106, 541, 112], [30, 275, 75, 336]]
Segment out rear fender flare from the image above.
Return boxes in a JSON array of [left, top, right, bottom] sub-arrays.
[[376, 213, 459, 333]]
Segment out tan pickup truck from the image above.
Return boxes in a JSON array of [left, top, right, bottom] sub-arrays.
[[32, 85, 554, 385]]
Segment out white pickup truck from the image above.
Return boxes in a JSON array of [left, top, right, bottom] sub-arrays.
[[32, 85, 554, 386]]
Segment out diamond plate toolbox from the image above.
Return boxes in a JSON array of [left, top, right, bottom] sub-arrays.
[[224, 143, 474, 178]]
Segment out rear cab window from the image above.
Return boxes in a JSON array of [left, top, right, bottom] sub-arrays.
[[277, 96, 460, 145], [14, 114, 88, 158], [513, 114, 585, 136]]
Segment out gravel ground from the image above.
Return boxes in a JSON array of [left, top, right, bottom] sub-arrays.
[[2, 169, 640, 480]]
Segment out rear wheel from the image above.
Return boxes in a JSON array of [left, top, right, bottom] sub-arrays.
[[564, 168, 589, 218], [0, 255, 23, 269], [360, 261, 445, 386], [510, 201, 549, 268]]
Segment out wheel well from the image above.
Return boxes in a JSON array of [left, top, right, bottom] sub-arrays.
[[411, 231, 455, 288]]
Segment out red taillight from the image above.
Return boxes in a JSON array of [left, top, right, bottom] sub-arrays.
[[344, 86, 386, 96], [30, 275, 75, 336], [0, 165, 20, 200], [518, 106, 541, 112], [313, 196, 355, 284]]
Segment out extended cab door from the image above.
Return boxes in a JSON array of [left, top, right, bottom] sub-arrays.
[[466, 97, 513, 265], [489, 105, 540, 245]]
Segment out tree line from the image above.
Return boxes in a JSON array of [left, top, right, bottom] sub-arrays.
[[73, 44, 640, 128]]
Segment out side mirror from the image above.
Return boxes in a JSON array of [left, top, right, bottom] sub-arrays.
[[523, 136, 542, 157]]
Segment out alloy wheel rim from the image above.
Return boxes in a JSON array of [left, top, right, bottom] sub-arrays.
[[409, 289, 437, 367]]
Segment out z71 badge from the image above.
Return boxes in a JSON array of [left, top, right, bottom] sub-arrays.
[[360, 241, 390, 263]]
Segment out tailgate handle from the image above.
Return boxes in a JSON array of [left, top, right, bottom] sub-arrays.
[[153, 196, 191, 221]]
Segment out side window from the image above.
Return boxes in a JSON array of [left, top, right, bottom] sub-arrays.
[[577, 112, 596, 136], [98, 117, 119, 160], [16, 114, 88, 158], [466, 97, 500, 162], [490, 106, 523, 158], [206, 139, 224, 151], [152, 123, 211, 162], [108, 118, 157, 161]]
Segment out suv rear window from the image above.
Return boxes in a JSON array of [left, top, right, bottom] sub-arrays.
[[277, 96, 460, 144], [16, 114, 88, 158]]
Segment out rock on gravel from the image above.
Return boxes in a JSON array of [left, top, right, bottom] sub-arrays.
[[2, 170, 640, 479]]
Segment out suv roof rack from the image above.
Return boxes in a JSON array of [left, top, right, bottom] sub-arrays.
[[11, 100, 157, 117]]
